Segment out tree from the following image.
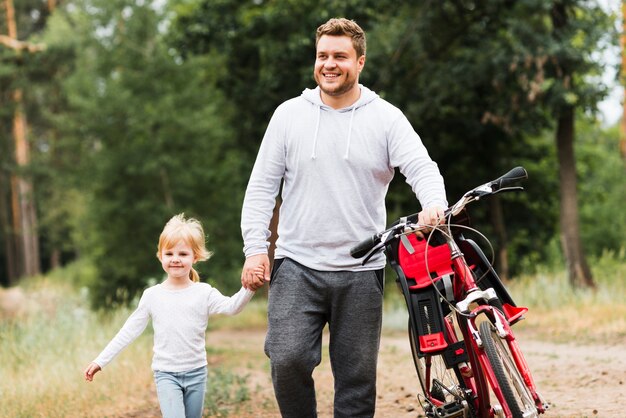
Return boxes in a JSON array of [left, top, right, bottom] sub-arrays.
[[173, 0, 391, 161], [576, 119, 626, 257], [0, 0, 49, 283], [51, 0, 247, 306], [364, 1, 561, 278], [544, 1, 615, 288], [367, 1, 613, 285], [621, 0, 626, 160], [173, 0, 615, 283], [172, 0, 396, 273]]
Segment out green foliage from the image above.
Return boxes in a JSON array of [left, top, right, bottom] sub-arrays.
[[576, 121, 626, 257], [508, 251, 626, 315], [204, 366, 250, 417], [0, 0, 622, 301], [47, 0, 248, 306], [172, 0, 393, 161], [366, 1, 616, 276], [0, 271, 153, 416], [0, 269, 255, 416], [95, 0, 620, 297]]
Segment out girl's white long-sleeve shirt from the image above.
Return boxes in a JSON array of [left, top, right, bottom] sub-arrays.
[[93, 283, 254, 373]]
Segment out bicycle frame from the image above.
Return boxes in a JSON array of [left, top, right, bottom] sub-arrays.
[[465, 305, 546, 416], [450, 234, 545, 415], [393, 225, 545, 417], [352, 166, 547, 418], [350, 167, 547, 418]]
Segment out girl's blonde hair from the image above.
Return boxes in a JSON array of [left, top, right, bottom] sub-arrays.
[[156, 213, 213, 282]]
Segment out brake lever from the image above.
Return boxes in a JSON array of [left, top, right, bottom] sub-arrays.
[[465, 183, 493, 198], [466, 185, 524, 200], [360, 226, 404, 265], [361, 242, 385, 265], [491, 186, 524, 195]]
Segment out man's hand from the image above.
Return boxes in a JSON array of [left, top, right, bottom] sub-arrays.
[[415, 205, 446, 239], [241, 253, 270, 291]]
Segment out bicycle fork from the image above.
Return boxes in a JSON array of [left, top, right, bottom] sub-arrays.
[[460, 295, 547, 417]]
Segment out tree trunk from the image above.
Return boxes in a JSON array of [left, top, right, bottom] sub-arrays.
[[555, 107, 595, 288], [0, 171, 19, 285], [11, 89, 40, 278], [551, 1, 595, 289], [489, 195, 509, 281], [4, 0, 41, 279], [50, 248, 61, 270]]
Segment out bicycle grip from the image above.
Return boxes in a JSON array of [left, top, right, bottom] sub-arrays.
[[490, 166, 527, 190], [350, 234, 380, 258]]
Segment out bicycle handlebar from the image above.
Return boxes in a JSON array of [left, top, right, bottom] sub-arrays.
[[488, 166, 528, 192], [349, 166, 528, 259], [350, 234, 382, 259]]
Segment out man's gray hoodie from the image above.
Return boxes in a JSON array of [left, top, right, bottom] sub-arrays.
[[241, 85, 447, 271]]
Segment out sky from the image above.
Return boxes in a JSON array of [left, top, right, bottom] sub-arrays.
[[598, 0, 623, 126]]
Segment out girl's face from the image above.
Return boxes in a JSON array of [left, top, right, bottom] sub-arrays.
[[160, 240, 195, 281]]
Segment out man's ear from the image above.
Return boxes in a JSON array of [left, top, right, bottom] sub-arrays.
[[358, 55, 366, 73]]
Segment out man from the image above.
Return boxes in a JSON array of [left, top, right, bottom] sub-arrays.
[[240, 17, 447, 418]]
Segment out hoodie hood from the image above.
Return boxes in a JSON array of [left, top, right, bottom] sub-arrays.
[[301, 85, 379, 159]]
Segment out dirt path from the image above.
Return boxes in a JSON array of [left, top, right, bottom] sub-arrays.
[[210, 328, 626, 418]]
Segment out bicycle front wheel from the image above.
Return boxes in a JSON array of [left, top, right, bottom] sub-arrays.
[[479, 321, 537, 418]]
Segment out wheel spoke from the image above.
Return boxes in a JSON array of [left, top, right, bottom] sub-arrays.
[[479, 321, 538, 418]]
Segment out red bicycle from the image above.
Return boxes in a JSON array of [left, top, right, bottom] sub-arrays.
[[351, 167, 547, 418]]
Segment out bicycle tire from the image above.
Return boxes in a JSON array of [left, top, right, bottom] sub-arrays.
[[478, 321, 537, 418], [408, 321, 467, 410]]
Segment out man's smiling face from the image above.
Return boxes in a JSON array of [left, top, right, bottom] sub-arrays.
[[314, 35, 365, 99]]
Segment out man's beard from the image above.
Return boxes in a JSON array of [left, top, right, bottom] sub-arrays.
[[314, 72, 357, 97]]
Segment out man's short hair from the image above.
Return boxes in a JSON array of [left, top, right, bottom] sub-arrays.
[[316, 18, 366, 57]]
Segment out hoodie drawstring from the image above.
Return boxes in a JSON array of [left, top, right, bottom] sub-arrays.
[[311, 105, 356, 160], [344, 107, 356, 160], [311, 106, 321, 159]]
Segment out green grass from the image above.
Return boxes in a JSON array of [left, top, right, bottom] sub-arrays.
[[1, 256, 624, 416], [0, 274, 155, 417], [0, 263, 253, 418], [506, 252, 626, 342], [204, 368, 250, 417], [381, 253, 626, 343]]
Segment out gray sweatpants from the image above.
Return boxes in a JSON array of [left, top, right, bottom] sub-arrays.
[[264, 258, 384, 418]]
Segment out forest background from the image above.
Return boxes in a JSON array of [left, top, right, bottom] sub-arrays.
[[1, 0, 625, 308]]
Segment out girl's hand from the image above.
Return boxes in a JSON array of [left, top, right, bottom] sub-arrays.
[[84, 362, 101, 382], [241, 254, 270, 290], [253, 266, 266, 280]]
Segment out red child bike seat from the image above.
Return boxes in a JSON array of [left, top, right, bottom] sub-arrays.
[[398, 234, 454, 290]]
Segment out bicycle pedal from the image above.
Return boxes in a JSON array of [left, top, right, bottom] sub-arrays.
[[492, 405, 504, 418], [430, 400, 468, 418]]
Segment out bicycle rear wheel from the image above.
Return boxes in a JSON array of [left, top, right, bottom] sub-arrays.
[[408, 322, 468, 413], [478, 321, 537, 418]]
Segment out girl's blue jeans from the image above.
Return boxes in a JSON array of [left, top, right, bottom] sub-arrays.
[[154, 365, 207, 418]]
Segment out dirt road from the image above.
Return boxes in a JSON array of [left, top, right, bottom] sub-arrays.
[[211, 328, 626, 418]]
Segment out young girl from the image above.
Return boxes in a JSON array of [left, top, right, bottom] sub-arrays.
[[84, 213, 256, 418]]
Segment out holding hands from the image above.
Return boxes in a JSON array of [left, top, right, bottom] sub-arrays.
[[240, 207, 446, 289], [241, 253, 270, 291]]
